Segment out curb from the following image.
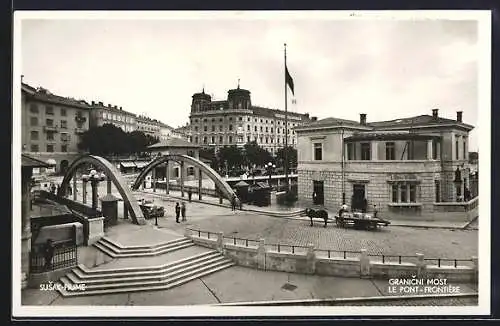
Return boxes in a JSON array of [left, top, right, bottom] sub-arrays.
[[215, 292, 478, 306]]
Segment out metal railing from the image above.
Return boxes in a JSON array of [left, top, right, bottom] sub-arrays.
[[424, 258, 474, 268], [367, 254, 417, 265], [224, 236, 260, 247], [187, 228, 217, 240], [30, 240, 78, 273], [316, 249, 362, 260], [265, 243, 310, 254]]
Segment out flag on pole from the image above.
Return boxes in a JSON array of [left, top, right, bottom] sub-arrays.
[[285, 65, 294, 95]]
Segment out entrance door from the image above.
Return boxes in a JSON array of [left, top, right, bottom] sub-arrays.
[[351, 184, 366, 212], [313, 181, 324, 205]]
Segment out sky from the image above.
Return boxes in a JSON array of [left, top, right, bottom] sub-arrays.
[[19, 12, 483, 151]]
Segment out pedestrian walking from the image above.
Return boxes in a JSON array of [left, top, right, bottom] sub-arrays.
[[231, 195, 236, 211], [181, 202, 186, 222], [188, 189, 192, 202], [175, 202, 180, 223]]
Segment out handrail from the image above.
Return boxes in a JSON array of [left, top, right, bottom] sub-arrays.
[[187, 227, 473, 266]]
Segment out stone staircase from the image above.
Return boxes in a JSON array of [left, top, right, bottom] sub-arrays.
[[93, 236, 195, 258], [57, 250, 235, 297]]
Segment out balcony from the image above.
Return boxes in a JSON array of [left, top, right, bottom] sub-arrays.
[[43, 125, 59, 132], [74, 127, 86, 134]]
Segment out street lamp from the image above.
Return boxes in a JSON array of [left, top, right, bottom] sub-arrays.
[[266, 162, 276, 190], [83, 169, 106, 209]]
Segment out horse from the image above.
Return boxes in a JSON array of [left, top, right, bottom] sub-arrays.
[[305, 208, 329, 228]]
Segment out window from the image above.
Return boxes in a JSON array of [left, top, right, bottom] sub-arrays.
[[219, 125, 223, 131], [432, 140, 438, 159], [103, 112, 107, 119], [61, 144, 67, 152], [46, 144, 54, 152], [271, 121, 274, 124], [31, 144, 39, 152], [247, 118, 250, 121], [46, 132, 54, 141], [60, 108, 67, 116], [219, 118, 223, 122], [30, 131, 39, 140], [392, 184, 398, 202], [45, 106, 54, 115], [409, 185, 416, 202], [211, 125, 215, 132], [229, 125, 233, 131], [61, 133, 69, 141], [194, 119, 198, 123], [229, 136, 233, 143], [30, 104, 38, 113], [212, 118, 215, 122], [455, 139, 459, 160], [239, 117, 242, 121], [266, 120, 268, 123], [265, 127, 268, 132], [195, 136, 199, 143], [194, 126, 199, 132], [219, 136, 223, 143], [435, 180, 441, 202], [260, 126, 263, 132], [60, 120, 67, 129], [229, 117, 233, 121], [204, 126, 208, 132], [203, 119, 207, 123], [463, 139, 467, 160], [254, 126, 257, 132], [314, 143, 322, 160], [347, 143, 355, 160], [247, 125, 250, 131], [247, 136, 250, 142], [271, 138, 274, 143], [211, 136, 215, 143], [400, 184, 407, 202], [277, 138, 280, 144], [260, 137, 263, 143], [271, 128, 273, 133], [361, 143, 371, 160], [385, 142, 395, 160], [265, 137, 268, 144], [30, 117, 38, 126], [203, 136, 207, 144]]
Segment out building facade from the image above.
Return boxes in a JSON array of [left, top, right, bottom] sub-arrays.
[[21, 83, 91, 173], [188, 86, 312, 154], [89, 101, 137, 132], [136, 115, 162, 138], [295, 109, 475, 217]]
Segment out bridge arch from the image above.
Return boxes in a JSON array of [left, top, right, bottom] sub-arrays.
[[57, 155, 146, 225], [132, 154, 238, 203]]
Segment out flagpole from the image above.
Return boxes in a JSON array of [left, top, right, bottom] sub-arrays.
[[284, 43, 289, 191]]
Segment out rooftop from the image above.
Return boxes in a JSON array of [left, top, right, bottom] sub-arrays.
[[22, 83, 91, 109], [22, 154, 52, 168]]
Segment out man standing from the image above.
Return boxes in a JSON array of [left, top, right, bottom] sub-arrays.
[[181, 202, 187, 222], [44, 239, 55, 271], [175, 202, 180, 223]]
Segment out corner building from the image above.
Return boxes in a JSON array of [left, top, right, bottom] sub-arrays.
[[189, 86, 312, 153], [295, 109, 475, 218]]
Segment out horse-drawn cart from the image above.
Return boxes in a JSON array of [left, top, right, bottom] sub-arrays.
[[334, 212, 390, 230]]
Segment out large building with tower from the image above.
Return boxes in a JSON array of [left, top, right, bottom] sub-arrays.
[[188, 85, 313, 154], [295, 109, 475, 218]]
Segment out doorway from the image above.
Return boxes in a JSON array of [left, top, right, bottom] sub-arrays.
[[313, 181, 324, 205], [351, 184, 366, 212]]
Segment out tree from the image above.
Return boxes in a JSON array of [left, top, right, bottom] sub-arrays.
[[217, 146, 244, 173], [78, 123, 128, 156], [243, 141, 273, 168], [275, 146, 298, 169]]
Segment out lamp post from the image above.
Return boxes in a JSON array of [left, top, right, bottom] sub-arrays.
[[266, 162, 276, 190], [84, 169, 106, 209]]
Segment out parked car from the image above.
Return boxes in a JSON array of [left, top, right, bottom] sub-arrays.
[[138, 200, 165, 219]]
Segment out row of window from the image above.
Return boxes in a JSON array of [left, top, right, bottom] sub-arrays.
[[455, 136, 467, 160], [30, 130, 70, 141], [30, 116, 84, 129], [29, 144, 68, 152], [391, 183, 418, 203], [193, 117, 299, 127], [193, 124, 294, 135], [30, 104, 68, 116], [101, 111, 135, 124], [192, 135, 295, 145]]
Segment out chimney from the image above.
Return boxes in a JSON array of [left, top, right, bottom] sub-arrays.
[[432, 109, 439, 119], [457, 111, 463, 123], [114, 105, 118, 109], [311, 116, 318, 122], [360, 113, 367, 125], [108, 104, 111, 108], [91, 101, 95, 105], [98, 101, 103, 106], [120, 107, 122, 111]]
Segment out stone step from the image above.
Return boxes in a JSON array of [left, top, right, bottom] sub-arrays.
[[66, 256, 228, 286], [71, 251, 222, 280], [93, 241, 194, 258], [58, 261, 235, 296], [99, 236, 190, 251], [77, 250, 218, 275]]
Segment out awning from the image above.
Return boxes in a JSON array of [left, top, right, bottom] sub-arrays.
[[46, 159, 57, 166], [120, 162, 137, 168], [234, 180, 249, 187], [134, 161, 150, 168]]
